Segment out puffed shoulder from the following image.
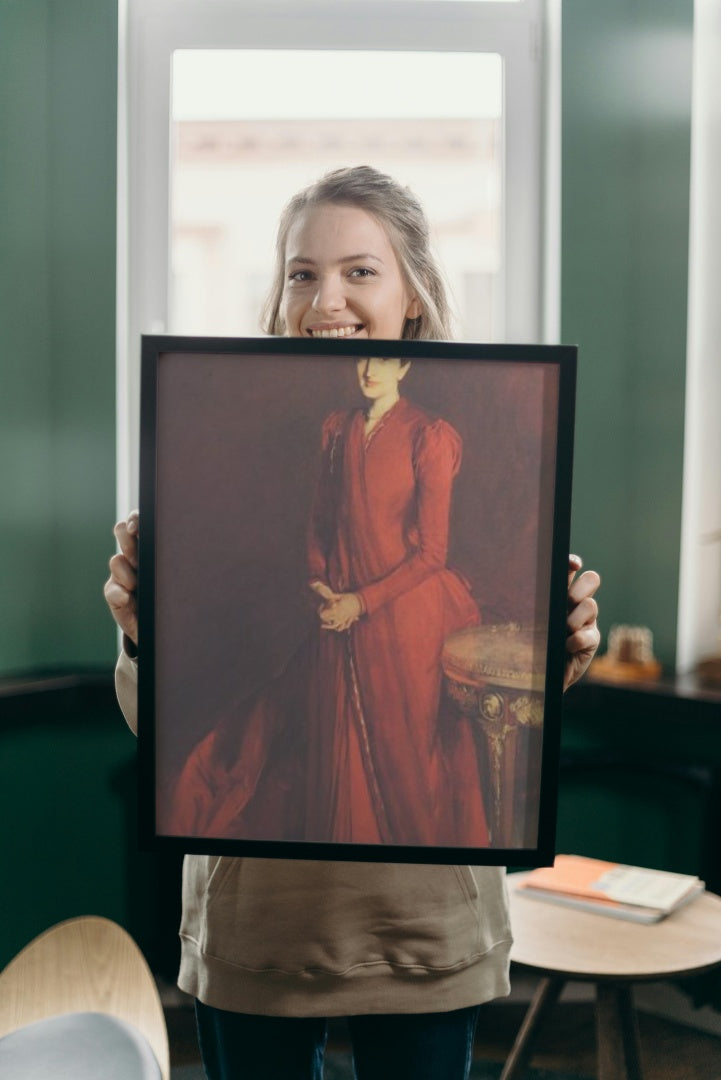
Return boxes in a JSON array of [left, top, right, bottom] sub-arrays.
[[412, 416, 463, 474]]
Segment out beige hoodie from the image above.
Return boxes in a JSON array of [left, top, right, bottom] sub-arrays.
[[116, 650, 512, 1016]]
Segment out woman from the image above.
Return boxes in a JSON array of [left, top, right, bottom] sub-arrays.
[[302, 351, 487, 848], [106, 166, 601, 1080]]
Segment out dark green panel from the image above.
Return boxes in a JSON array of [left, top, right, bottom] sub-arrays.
[[47, 0, 118, 666], [556, 771, 708, 877], [562, 0, 693, 668], [0, 0, 118, 673], [558, 683, 721, 888], [0, 2, 56, 669], [0, 689, 131, 966], [0, 684, 183, 975]]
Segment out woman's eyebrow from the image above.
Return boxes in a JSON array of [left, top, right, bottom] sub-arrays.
[[339, 253, 384, 264], [286, 253, 384, 266]]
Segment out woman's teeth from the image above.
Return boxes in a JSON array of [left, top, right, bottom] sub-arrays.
[[310, 325, 361, 338]]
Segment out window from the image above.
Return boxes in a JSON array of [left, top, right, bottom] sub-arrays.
[[169, 49, 503, 340], [118, 0, 557, 509]]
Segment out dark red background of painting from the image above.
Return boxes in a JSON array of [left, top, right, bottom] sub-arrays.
[[152, 351, 558, 780]]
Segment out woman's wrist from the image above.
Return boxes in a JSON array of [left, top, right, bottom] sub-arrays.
[[122, 634, 138, 661]]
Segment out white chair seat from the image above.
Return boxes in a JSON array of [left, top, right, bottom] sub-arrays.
[[0, 1011, 163, 1079]]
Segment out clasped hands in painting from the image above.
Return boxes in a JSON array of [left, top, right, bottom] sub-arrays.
[[311, 581, 364, 633]]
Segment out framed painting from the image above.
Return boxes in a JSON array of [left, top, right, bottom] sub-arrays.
[[137, 336, 576, 865]]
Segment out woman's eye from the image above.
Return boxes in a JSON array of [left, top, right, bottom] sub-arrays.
[[288, 270, 313, 283], [349, 267, 375, 279]]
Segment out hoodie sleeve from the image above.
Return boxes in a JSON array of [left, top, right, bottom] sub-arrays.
[[115, 644, 139, 736]]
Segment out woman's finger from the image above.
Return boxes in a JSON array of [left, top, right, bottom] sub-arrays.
[[566, 622, 601, 655], [108, 552, 137, 591], [568, 568, 601, 608], [113, 517, 139, 568], [566, 593, 599, 635], [567, 553, 583, 587], [103, 579, 139, 643]]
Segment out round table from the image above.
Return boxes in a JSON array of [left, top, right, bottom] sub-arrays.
[[502, 873, 721, 1080]]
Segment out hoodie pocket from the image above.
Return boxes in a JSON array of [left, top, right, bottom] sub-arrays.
[[181, 857, 510, 976]]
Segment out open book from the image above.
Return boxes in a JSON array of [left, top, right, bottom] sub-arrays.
[[515, 854, 705, 923]]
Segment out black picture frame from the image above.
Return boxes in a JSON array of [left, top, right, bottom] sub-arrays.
[[138, 335, 576, 866]]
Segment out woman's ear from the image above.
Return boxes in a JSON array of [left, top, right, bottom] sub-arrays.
[[406, 296, 422, 320]]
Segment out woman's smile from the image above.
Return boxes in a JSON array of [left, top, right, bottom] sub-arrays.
[[307, 323, 365, 339]]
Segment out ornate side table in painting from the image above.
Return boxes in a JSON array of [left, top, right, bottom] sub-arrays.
[[442, 625, 547, 849]]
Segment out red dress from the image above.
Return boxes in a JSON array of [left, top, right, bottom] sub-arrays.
[[165, 398, 489, 849]]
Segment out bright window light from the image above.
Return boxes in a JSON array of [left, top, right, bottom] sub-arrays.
[[170, 50, 503, 341]]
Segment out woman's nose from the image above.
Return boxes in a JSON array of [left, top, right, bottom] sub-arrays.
[[312, 274, 345, 314]]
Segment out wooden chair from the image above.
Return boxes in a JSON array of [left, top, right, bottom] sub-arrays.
[[0, 915, 170, 1079]]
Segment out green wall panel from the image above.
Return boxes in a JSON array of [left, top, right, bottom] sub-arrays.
[[562, 0, 693, 669], [0, 0, 118, 674], [558, 684, 721, 886], [47, 1, 119, 667], [0, 2, 55, 668], [0, 705, 133, 966], [0, 685, 184, 976]]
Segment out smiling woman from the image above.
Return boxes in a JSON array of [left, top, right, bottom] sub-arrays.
[[282, 204, 421, 340], [263, 167, 451, 341]]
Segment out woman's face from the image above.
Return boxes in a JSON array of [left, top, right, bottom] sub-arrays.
[[355, 357, 410, 402], [281, 203, 421, 340]]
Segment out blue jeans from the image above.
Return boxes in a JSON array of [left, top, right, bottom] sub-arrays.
[[195, 1000, 481, 1080]]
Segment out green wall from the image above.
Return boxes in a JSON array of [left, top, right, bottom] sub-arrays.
[[0, 1, 694, 678], [0, 0, 118, 675], [562, 0, 693, 669], [0, 0, 129, 970]]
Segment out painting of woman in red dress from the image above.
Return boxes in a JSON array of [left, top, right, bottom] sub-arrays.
[[164, 354, 489, 849]]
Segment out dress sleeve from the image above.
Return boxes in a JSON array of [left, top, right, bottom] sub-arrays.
[[306, 411, 346, 585], [358, 419, 462, 616]]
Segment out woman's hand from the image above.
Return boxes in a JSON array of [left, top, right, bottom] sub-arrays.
[[310, 581, 363, 632], [564, 554, 601, 690], [104, 510, 140, 646]]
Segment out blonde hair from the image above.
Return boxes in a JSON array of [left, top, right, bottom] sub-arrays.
[[262, 165, 453, 340]]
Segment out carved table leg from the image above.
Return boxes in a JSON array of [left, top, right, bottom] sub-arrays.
[[596, 982, 643, 1080], [500, 976, 565, 1080]]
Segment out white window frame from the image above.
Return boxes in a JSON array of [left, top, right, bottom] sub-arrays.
[[117, 0, 559, 512], [676, 0, 721, 674]]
